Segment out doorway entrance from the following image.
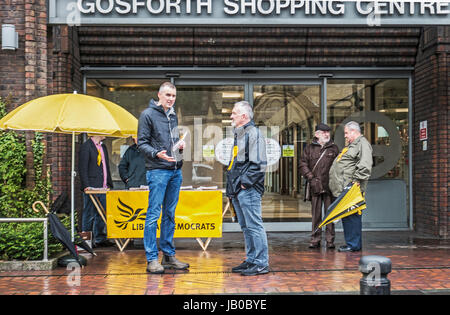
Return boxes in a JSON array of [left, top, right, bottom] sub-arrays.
[[85, 70, 411, 232], [173, 80, 322, 230], [86, 78, 322, 230]]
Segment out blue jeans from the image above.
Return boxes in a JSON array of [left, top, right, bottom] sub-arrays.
[[232, 188, 269, 267], [144, 169, 182, 262], [82, 193, 107, 245], [342, 212, 362, 250]]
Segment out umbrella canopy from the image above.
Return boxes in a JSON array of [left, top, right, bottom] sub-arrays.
[[316, 182, 367, 231], [0, 93, 137, 137], [0, 92, 138, 240]]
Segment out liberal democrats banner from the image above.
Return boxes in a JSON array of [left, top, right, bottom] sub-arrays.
[[106, 190, 223, 239]]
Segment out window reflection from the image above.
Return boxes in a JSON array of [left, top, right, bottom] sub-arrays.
[[327, 79, 409, 182], [85, 78, 409, 226], [253, 85, 320, 222], [87, 79, 165, 188]]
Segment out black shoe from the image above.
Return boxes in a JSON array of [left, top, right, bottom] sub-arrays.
[[338, 246, 360, 252], [241, 264, 270, 276], [308, 242, 320, 249], [231, 261, 252, 273], [327, 243, 335, 249]]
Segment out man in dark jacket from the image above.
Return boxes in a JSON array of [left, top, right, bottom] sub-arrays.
[[118, 137, 146, 189], [227, 101, 269, 276], [78, 135, 114, 247], [137, 82, 189, 274], [299, 123, 339, 249]]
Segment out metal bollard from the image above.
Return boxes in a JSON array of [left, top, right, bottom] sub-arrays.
[[359, 255, 392, 295]]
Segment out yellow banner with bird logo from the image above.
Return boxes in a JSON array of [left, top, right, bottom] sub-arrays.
[[106, 190, 223, 239]]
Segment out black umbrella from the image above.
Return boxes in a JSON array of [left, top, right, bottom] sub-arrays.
[[32, 200, 96, 266]]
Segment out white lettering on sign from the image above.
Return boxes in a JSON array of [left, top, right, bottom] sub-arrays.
[[74, 0, 450, 16], [77, 0, 213, 15], [223, 0, 345, 15]]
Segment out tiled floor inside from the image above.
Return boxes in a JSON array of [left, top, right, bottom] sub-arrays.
[[1, 231, 449, 295]]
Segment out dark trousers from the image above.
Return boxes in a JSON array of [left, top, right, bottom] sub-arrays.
[[82, 193, 107, 245], [342, 212, 362, 250], [311, 193, 335, 245]]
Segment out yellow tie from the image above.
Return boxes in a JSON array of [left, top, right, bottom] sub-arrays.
[[337, 147, 348, 161], [97, 149, 102, 166]]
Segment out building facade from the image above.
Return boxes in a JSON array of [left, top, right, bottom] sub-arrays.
[[0, 1, 448, 237]]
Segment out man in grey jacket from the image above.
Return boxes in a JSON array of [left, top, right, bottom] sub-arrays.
[[138, 82, 189, 274], [226, 101, 269, 276], [329, 121, 373, 252]]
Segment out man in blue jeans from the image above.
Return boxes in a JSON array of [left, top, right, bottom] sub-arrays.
[[226, 101, 269, 276], [137, 82, 189, 274]]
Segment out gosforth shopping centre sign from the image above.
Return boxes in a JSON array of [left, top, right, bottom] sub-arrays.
[[49, 0, 450, 25]]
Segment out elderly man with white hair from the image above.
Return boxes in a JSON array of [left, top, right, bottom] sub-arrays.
[[329, 121, 373, 252], [226, 101, 269, 276]]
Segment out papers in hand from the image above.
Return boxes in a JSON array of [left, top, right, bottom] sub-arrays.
[[172, 131, 187, 151]]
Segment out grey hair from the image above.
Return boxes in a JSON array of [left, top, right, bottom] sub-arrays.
[[159, 81, 176, 93], [234, 101, 254, 120], [345, 121, 361, 133]]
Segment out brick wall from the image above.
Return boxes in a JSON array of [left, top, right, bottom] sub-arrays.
[[413, 27, 449, 238], [1, 2, 82, 213]]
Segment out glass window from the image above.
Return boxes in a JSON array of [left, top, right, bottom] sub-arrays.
[[253, 84, 321, 222], [327, 79, 410, 228], [327, 79, 409, 182], [86, 79, 165, 188], [175, 85, 245, 190]]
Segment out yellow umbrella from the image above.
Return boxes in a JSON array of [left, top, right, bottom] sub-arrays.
[[315, 182, 366, 232], [0, 93, 137, 137], [0, 92, 138, 240]]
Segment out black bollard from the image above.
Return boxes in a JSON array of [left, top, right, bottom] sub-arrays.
[[359, 255, 392, 295]]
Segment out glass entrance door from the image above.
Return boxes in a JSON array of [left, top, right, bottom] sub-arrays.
[[86, 78, 322, 230], [252, 84, 320, 226], [175, 81, 322, 229]]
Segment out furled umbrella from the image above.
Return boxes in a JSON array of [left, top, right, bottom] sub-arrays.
[[315, 182, 367, 233], [0, 92, 138, 240], [32, 201, 95, 267]]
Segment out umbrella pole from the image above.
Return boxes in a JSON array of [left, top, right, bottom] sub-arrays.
[[71, 131, 75, 241]]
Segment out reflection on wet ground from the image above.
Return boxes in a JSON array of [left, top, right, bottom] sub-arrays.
[[0, 232, 449, 295]]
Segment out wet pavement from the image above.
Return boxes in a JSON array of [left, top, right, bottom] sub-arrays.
[[0, 231, 449, 295]]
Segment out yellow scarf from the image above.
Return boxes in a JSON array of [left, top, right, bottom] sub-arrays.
[[227, 146, 238, 171], [337, 147, 348, 161]]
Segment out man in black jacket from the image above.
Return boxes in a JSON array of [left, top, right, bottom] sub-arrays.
[[138, 82, 189, 274], [227, 101, 269, 276], [78, 135, 113, 247], [118, 137, 146, 189]]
